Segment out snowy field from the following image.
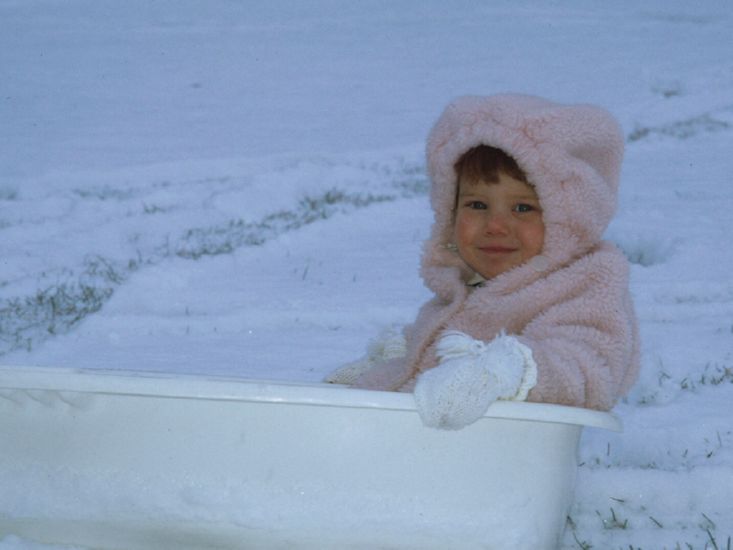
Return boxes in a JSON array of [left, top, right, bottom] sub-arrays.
[[1, 0, 732, 548]]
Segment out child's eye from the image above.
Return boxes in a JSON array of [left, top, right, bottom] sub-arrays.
[[513, 203, 537, 213], [466, 200, 487, 210]]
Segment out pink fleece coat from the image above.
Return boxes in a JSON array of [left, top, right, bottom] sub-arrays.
[[354, 94, 640, 411]]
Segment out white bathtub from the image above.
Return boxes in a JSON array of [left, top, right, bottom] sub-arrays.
[[0, 366, 620, 549]]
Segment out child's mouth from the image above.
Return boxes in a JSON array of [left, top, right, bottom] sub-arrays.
[[479, 246, 516, 254]]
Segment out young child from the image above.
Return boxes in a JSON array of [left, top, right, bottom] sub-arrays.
[[325, 93, 640, 430]]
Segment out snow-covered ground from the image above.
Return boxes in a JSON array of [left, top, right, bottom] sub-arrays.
[[2, 0, 732, 548]]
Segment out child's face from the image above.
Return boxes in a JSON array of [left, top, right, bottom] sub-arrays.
[[453, 171, 545, 280]]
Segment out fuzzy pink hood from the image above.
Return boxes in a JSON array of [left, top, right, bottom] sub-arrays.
[[353, 94, 640, 410], [423, 93, 625, 295]]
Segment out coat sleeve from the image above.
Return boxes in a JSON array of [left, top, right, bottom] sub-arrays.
[[518, 251, 640, 411]]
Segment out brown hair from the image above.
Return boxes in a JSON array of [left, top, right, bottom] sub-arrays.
[[454, 145, 527, 185]]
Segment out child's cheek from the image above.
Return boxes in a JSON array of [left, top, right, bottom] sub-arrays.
[[452, 214, 473, 246], [521, 218, 545, 258]]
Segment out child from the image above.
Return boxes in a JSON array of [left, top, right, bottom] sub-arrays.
[[325, 93, 640, 430]]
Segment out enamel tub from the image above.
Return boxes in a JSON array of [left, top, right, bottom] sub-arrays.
[[0, 366, 620, 549]]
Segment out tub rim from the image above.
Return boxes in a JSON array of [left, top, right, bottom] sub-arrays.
[[0, 365, 622, 431]]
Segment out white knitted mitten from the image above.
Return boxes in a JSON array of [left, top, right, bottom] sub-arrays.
[[414, 330, 537, 430], [324, 326, 407, 385]]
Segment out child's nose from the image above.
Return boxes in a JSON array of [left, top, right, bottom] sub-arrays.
[[484, 211, 510, 235]]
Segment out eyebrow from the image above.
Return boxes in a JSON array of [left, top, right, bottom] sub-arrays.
[[512, 194, 541, 201], [457, 190, 539, 201]]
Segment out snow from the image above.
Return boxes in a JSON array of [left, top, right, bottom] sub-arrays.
[[1, 0, 732, 548]]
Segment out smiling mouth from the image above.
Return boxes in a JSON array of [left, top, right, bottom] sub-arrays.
[[479, 246, 517, 253]]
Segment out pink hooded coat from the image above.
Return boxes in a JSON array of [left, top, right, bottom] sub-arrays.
[[354, 94, 640, 411]]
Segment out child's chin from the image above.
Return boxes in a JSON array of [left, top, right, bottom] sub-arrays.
[[478, 263, 516, 279]]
